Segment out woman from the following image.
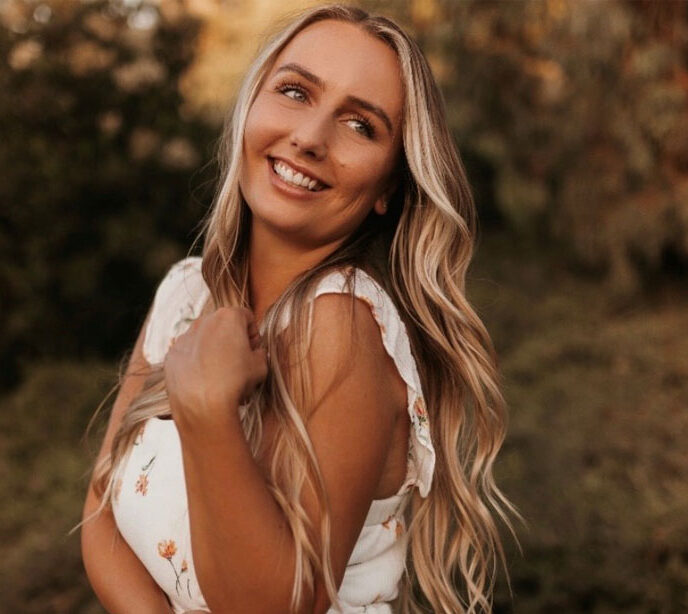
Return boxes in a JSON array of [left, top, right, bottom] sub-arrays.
[[77, 4, 522, 614]]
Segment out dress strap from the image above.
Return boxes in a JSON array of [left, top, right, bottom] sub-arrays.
[[142, 256, 209, 365]]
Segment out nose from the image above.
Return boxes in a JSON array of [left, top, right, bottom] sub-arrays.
[[290, 113, 329, 161]]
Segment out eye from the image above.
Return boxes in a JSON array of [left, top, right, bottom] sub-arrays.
[[347, 113, 375, 139], [275, 81, 308, 103], [273, 80, 376, 140]]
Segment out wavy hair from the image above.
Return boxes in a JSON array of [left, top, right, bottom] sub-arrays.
[[76, 4, 523, 613]]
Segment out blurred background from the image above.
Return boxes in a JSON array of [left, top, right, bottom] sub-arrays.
[[1, 0, 686, 611]]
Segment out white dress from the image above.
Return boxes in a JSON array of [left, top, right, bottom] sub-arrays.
[[111, 257, 436, 614]]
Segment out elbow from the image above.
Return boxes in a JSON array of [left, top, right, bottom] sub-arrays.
[[80, 491, 101, 558], [80, 487, 115, 588], [80, 503, 103, 587], [80, 499, 96, 567], [80, 517, 102, 598]]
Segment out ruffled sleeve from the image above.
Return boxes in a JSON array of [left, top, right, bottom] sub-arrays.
[[142, 256, 209, 365], [308, 267, 437, 498]]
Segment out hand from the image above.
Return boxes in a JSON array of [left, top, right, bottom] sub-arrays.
[[163, 307, 268, 431]]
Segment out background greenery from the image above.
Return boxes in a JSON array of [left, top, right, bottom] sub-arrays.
[[1, 0, 686, 612]]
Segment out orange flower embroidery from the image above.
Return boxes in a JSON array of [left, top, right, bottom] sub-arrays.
[[382, 515, 404, 539], [135, 473, 149, 496], [158, 540, 192, 598], [413, 397, 428, 426], [134, 455, 156, 496], [158, 539, 177, 560]]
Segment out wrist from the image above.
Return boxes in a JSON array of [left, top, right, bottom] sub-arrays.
[[171, 394, 241, 438], [176, 398, 242, 446]]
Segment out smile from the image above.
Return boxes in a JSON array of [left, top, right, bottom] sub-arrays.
[[268, 157, 328, 192]]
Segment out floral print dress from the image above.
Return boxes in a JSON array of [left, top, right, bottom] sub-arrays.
[[111, 257, 436, 614]]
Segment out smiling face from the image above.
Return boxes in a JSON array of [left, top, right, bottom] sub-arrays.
[[240, 19, 404, 253]]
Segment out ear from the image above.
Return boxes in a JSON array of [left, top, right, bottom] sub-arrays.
[[373, 173, 400, 216], [373, 194, 389, 216]]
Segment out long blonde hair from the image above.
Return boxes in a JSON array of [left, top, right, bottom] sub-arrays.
[[78, 4, 523, 613]]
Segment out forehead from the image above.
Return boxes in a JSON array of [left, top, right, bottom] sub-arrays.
[[269, 20, 404, 127]]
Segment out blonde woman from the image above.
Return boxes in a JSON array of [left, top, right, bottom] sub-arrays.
[[78, 4, 522, 614]]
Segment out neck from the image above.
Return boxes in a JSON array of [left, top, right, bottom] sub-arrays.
[[248, 220, 343, 326]]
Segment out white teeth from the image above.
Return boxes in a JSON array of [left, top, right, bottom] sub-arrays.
[[272, 160, 324, 191]]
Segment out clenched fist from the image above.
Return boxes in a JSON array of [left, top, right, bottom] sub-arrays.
[[163, 306, 268, 432]]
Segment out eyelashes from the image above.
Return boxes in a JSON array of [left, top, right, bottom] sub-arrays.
[[274, 80, 308, 102], [273, 80, 376, 139]]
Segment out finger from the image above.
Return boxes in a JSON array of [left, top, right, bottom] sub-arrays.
[[249, 330, 263, 351], [236, 306, 255, 324], [252, 347, 269, 379], [246, 318, 262, 350], [247, 320, 259, 336], [230, 306, 257, 333]]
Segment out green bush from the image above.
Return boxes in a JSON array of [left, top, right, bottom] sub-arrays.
[[0, 0, 216, 389], [376, 0, 688, 296], [0, 360, 115, 613]]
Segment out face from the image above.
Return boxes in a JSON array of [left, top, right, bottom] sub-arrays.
[[240, 19, 404, 252]]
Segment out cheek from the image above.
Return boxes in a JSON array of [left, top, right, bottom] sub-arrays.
[[244, 96, 284, 154], [339, 156, 392, 195]]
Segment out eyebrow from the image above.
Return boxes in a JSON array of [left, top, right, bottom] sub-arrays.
[[274, 62, 394, 135]]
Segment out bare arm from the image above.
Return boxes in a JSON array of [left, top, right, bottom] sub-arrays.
[[171, 295, 404, 614], [80, 305, 174, 614]]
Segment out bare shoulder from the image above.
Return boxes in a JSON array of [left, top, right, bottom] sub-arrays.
[[307, 292, 407, 422]]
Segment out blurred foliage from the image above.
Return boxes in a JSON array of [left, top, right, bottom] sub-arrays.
[[0, 359, 116, 613], [1, 0, 688, 611], [1, 0, 687, 388], [0, 0, 217, 389], [469, 233, 688, 613], [376, 0, 688, 296]]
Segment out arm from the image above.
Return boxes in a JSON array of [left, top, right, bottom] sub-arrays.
[[168, 296, 406, 614], [81, 306, 175, 614]]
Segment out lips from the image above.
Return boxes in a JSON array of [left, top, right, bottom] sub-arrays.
[[268, 156, 331, 189]]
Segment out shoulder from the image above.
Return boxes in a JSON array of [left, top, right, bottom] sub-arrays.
[[151, 256, 203, 300], [305, 270, 408, 422], [142, 256, 207, 364], [309, 290, 385, 353], [162, 255, 203, 284], [307, 266, 438, 499], [309, 266, 420, 392], [311, 266, 403, 338], [309, 267, 398, 353]]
